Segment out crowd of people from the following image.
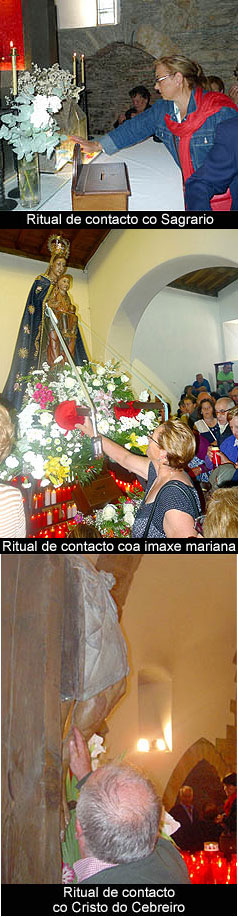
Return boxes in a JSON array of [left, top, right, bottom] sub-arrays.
[[66, 726, 236, 883], [71, 54, 238, 211]]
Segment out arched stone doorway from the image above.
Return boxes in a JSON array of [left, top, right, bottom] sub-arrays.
[[163, 737, 231, 812]]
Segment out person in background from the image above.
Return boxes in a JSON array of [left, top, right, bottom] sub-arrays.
[[198, 803, 222, 844], [217, 774, 237, 835], [114, 85, 151, 127], [218, 406, 238, 465], [69, 727, 190, 884], [230, 385, 238, 405], [0, 405, 26, 537], [180, 395, 198, 428], [192, 373, 211, 396], [203, 488, 238, 537], [169, 786, 202, 852], [229, 63, 238, 105], [216, 362, 234, 395], [204, 396, 235, 466], [207, 75, 225, 93], [194, 398, 219, 442]]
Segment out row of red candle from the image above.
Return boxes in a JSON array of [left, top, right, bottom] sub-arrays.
[[33, 483, 77, 509], [38, 522, 69, 539], [182, 850, 237, 885], [109, 471, 144, 494], [30, 502, 78, 533]]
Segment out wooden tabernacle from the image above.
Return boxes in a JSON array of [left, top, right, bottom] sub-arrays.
[[72, 143, 131, 211]]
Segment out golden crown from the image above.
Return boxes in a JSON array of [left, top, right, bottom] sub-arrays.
[[47, 234, 70, 260]]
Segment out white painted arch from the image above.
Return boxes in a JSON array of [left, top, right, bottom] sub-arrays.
[[87, 229, 238, 361], [107, 251, 238, 360]]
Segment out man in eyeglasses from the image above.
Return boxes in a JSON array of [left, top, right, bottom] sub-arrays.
[[206, 396, 235, 465]]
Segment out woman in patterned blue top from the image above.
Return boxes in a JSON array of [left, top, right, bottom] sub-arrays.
[[76, 416, 201, 538]]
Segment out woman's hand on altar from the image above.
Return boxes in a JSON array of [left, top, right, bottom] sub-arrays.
[[75, 415, 94, 438], [69, 136, 103, 153], [69, 726, 92, 781]]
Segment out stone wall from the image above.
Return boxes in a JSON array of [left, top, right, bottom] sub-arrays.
[[58, 0, 238, 134]]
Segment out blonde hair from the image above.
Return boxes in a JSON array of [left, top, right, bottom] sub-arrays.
[[227, 406, 238, 422], [203, 487, 238, 537], [155, 55, 208, 90], [157, 420, 196, 468], [0, 405, 15, 462]]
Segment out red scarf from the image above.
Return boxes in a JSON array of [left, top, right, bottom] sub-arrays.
[[224, 790, 237, 816], [165, 88, 238, 183]]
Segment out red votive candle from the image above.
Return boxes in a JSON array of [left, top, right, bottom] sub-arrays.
[[61, 503, 67, 520], [53, 507, 59, 523], [37, 492, 43, 509], [30, 514, 37, 534]]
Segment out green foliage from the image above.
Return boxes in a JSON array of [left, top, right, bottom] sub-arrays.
[[61, 772, 80, 877]]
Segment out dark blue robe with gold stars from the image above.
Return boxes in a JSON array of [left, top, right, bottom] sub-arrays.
[[3, 274, 88, 411]]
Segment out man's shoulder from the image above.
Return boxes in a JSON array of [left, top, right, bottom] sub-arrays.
[[82, 838, 190, 884]]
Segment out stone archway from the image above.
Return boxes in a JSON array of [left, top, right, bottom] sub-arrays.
[[85, 42, 158, 134], [163, 737, 232, 812]]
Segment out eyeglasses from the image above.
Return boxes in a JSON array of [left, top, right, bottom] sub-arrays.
[[215, 410, 227, 416], [155, 74, 172, 83], [147, 433, 160, 446]]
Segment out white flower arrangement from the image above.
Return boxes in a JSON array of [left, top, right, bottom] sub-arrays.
[[0, 360, 159, 488], [0, 85, 63, 161], [85, 492, 144, 538], [17, 62, 80, 103]]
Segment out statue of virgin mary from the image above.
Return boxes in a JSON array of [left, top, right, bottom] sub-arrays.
[[3, 235, 88, 411]]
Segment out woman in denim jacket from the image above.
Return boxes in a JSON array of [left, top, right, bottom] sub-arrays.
[[72, 55, 238, 210]]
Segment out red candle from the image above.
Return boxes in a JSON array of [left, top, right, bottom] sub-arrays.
[[37, 513, 42, 531], [41, 511, 47, 527], [53, 507, 59, 523], [56, 487, 62, 503], [61, 503, 67, 520], [33, 494, 38, 510], [66, 485, 72, 500], [37, 492, 43, 509], [30, 514, 37, 534]]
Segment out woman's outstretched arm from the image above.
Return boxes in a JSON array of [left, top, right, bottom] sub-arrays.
[[76, 416, 150, 480]]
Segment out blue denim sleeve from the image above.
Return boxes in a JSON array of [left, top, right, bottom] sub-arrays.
[[100, 101, 166, 154], [185, 115, 238, 210]]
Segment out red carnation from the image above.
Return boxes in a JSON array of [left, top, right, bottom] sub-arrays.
[[114, 401, 140, 420], [54, 400, 87, 431]]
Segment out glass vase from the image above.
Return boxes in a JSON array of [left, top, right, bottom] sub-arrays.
[[18, 153, 40, 209]]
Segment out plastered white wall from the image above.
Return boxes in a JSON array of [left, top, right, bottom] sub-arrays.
[[104, 556, 236, 799], [131, 287, 223, 412]]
